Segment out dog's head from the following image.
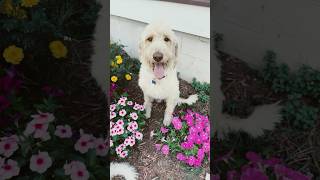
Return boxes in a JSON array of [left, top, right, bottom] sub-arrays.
[[138, 21, 178, 79]]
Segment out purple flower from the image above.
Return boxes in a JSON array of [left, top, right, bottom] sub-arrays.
[[0, 73, 21, 94], [203, 142, 210, 153], [0, 96, 10, 113], [184, 114, 194, 126], [181, 141, 194, 150], [264, 157, 282, 167], [197, 148, 205, 160], [176, 153, 185, 161], [194, 158, 202, 167], [187, 134, 196, 143], [189, 126, 197, 134], [241, 167, 268, 180], [186, 156, 196, 166], [155, 144, 162, 151], [200, 132, 209, 142], [160, 127, 168, 134], [161, 145, 169, 155], [246, 151, 262, 164], [172, 117, 182, 130]]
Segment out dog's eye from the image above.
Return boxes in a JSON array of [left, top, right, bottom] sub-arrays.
[[164, 37, 170, 42], [147, 37, 153, 42]]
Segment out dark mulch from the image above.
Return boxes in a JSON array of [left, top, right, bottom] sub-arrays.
[[113, 77, 210, 180], [20, 40, 106, 135], [218, 51, 283, 118]]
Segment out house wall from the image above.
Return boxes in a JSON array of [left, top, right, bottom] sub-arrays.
[[110, 0, 210, 83], [213, 0, 320, 70]]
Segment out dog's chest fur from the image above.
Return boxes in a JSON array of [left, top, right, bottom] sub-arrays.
[[138, 66, 179, 100]]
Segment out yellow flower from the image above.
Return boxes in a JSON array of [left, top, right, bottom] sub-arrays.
[[111, 61, 115, 67], [125, 74, 132, 81], [49, 40, 68, 59], [2, 45, 24, 64], [116, 55, 123, 64], [0, 0, 27, 19], [21, 0, 39, 7], [111, 76, 118, 82]]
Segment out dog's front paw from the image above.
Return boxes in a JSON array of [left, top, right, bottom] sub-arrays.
[[162, 116, 172, 126]]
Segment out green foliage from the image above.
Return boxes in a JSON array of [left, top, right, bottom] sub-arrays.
[[191, 78, 210, 103], [261, 50, 320, 129]]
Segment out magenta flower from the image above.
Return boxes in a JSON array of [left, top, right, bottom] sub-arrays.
[[241, 167, 268, 180], [184, 114, 194, 126], [186, 156, 196, 166], [155, 144, 162, 151], [264, 157, 282, 167], [203, 142, 210, 153], [197, 148, 205, 161], [172, 117, 182, 130], [161, 145, 169, 155], [181, 141, 194, 150], [176, 153, 186, 161], [160, 127, 169, 134]]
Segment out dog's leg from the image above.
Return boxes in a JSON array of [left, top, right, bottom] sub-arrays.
[[163, 98, 177, 126], [143, 95, 153, 119]]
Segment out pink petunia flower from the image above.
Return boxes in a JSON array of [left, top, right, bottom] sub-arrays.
[[54, 125, 72, 138], [64, 161, 89, 180], [29, 151, 52, 174], [139, 105, 145, 111], [110, 104, 116, 111], [161, 145, 169, 155], [24, 119, 51, 141], [94, 138, 108, 156], [116, 119, 124, 126], [130, 112, 138, 120], [117, 98, 126, 106], [133, 103, 140, 110], [74, 134, 95, 154], [128, 121, 138, 131], [134, 131, 143, 140], [119, 150, 128, 158], [127, 101, 133, 106], [119, 109, 127, 117], [160, 127, 169, 134], [0, 159, 20, 179], [110, 111, 116, 119], [124, 136, 136, 147], [0, 135, 19, 157], [31, 111, 54, 122], [181, 141, 194, 150]]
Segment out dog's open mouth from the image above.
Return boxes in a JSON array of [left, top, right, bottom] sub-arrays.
[[153, 62, 167, 79]]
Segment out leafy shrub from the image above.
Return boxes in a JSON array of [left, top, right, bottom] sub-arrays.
[[154, 110, 210, 168], [191, 78, 210, 103], [260, 50, 320, 129], [109, 94, 145, 158]]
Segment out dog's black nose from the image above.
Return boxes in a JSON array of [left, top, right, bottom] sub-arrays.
[[153, 52, 163, 62]]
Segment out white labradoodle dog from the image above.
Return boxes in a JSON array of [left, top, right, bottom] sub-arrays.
[[138, 21, 198, 126]]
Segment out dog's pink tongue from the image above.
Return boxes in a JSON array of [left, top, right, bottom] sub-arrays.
[[154, 64, 165, 79]]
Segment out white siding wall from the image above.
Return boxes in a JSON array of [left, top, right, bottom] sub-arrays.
[[110, 0, 210, 83]]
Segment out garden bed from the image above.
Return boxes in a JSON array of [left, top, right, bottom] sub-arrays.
[[109, 43, 210, 179]]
